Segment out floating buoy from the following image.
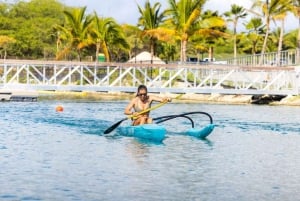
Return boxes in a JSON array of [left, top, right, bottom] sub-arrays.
[[55, 105, 64, 112]]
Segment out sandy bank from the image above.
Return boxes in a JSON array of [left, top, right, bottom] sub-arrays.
[[37, 91, 300, 106], [270, 95, 300, 106]]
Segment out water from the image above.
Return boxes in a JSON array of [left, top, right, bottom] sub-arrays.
[[0, 101, 299, 201]]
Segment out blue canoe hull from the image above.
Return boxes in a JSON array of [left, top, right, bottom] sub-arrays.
[[119, 124, 214, 141], [119, 124, 166, 142], [186, 124, 215, 139]]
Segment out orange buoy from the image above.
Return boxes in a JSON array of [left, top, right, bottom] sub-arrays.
[[55, 105, 64, 112]]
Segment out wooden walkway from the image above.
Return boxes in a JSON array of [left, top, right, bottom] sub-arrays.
[[0, 59, 299, 97]]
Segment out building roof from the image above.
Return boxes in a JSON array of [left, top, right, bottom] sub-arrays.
[[127, 51, 165, 64]]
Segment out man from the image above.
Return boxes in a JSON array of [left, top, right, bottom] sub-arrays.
[[124, 85, 171, 125]]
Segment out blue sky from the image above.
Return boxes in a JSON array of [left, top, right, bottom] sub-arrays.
[[62, 0, 298, 31]]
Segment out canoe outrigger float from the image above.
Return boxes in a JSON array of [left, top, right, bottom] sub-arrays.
[[118, 111, 215, 142]]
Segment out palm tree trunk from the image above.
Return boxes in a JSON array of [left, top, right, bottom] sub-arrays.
[[4, 49, 7, 60], [259, 20, 270, 66], [102, 41, 110, 62], [298, 20, 300, 49], [180, 40, 184, 62], [297, 17, 300, 63], [150, 38, 154, 64], [277, 19, 284, 66], [77, 50, 82, 61], [233, 22, 237, 61], [252, 41, 257, 55], [234, 34, 237, 59], [208, 46, 214, 61], [181, 39, 187, 62], [95, 42, 100, 62]]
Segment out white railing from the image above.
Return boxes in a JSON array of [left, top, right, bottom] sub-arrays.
[[226, 49, 299, 67], [0, 60, 299, 95]]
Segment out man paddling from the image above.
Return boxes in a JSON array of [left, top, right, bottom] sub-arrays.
[[124, 85, 171, 126]]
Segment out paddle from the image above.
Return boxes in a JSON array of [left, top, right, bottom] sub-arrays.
[[103, 94, 183, 134]]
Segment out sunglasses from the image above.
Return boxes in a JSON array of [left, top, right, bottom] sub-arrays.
[[138, 93, 147, 96]]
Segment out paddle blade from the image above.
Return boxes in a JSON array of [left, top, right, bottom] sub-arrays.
[[103, 118, 126, 134]]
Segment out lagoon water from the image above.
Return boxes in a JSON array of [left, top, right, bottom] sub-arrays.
[[0, 101, 299, 201]]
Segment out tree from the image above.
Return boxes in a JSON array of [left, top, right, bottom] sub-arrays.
[[224, 4, 247, 60], [56, 7, 94, 61], [251, 0, 293, 65], [274, 13, 288, 65], [283, 29, 297, 49], [194, 10, 228, 61], [292, 0, 300, 49], [292, 0, 300, 63], [165, 0, 203, 62], [122, 24, 143, 61], [244, 17, 265, 54], [137, 1, 165, 60], [0, 35, 16, 59], [91, 15, 129, 62], [1, 0, 65, 59], [163, 0, 225, 62]]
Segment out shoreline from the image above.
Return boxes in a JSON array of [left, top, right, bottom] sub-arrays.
[[37, 91, 300, 106]]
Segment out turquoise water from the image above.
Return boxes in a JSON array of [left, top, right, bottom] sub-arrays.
[[0, 101, 299, 201]]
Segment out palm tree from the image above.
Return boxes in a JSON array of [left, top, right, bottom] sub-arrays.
[[194, 10, 228, 61], [55, 7, 94, 61], [137, 1, 165, 61], [122, 24, 143, 61], [251, 0, 293, 65], [165, 0, 203, 62], [91, 15, 129, 62], [165, 0, 225, 62], [268, 28, 282, 51], [292, 0, 300, 63], [274, 12, 288, 65], [244, 17, 265, 54], [292, 0, 300, 49], [283, 29, 298, 49], [224, 4, 247, 60]]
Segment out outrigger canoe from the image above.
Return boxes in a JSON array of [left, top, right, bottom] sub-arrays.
[[117, 111, 214, 142]]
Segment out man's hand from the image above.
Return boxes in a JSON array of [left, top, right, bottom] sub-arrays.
[[162, 97, 172, 103]]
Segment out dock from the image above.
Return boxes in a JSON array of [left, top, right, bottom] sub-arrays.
[[0, 90, 38, 102]]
